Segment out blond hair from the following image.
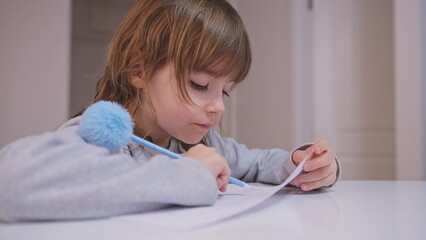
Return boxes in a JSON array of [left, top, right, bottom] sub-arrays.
[[77, 0, 251, 125]]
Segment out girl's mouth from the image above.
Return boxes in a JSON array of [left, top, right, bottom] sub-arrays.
[[195, 123, 211, 130]]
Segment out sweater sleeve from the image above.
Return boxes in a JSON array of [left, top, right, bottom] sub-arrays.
[[205, 130, 297, 185], [0, 130, 218, 222]]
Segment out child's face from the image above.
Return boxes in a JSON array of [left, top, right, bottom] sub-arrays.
[[136, 64, 234, 147]]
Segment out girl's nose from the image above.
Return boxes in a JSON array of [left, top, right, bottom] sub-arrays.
[[206, 95, 225, 115]]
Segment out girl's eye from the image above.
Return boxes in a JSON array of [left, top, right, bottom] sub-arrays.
[[190, 80, 230, 97], [190, 81, 208, 91]]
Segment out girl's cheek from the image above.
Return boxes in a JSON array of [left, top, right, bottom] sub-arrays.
[[186, 90, 207, 108]]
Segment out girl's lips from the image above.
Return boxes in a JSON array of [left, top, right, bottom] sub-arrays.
[[195, 123, 211, 130]]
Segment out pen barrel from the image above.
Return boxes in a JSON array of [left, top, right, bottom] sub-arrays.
[[229, 177, 247, 188], [131, 135, 182, 159]]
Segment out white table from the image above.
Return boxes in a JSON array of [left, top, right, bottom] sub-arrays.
[[0, 181, 425, 240]]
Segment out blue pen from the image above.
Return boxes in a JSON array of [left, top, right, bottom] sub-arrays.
[[130, 135, 250, 188]]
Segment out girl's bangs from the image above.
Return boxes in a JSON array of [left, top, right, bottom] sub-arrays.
[[182, 1, 251, 84], [187, 32, 251, 84]]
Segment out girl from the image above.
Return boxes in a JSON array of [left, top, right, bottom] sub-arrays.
[[0, 0, 339, 222]]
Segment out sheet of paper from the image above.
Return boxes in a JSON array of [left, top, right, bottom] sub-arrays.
[[113, 152, 313, 231]]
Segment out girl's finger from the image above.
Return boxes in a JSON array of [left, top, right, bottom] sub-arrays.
[[304, 151, 335, 172], [294, 164, 334, 185], [299, 171, 336, 191], [217, 176, 228, 192], [292, 150, 308, 165], [312, 140, 330, 154]]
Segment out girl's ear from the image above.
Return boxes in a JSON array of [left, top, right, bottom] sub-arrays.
[[130, 64, 144, 89], [130, 74, 144, 89]]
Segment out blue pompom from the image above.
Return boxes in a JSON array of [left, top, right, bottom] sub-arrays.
[[79, 101, 134, 153]]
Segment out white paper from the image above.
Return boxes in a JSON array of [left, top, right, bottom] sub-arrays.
[[113, 152, 313, 231]]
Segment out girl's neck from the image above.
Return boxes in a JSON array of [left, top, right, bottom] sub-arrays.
[[134, 127, 171, 149], [133, 107, 171, 148]]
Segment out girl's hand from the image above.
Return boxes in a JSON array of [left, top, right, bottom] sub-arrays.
[[184, 144, 231, 192], [291, 140, 337, 191]]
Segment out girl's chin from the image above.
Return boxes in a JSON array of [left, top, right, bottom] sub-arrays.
[[178, 135, 205, 145]]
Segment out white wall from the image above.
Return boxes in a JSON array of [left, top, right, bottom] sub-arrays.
[[231, 0, 408, 180], [423, 0, 426, 179], [0, 0, 71, 147], [313, 0, 396, 180], [226, 0, 295, 150], [393, 0, 425, 180]]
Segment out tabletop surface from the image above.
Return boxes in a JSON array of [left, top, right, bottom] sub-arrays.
[[1, 180, 425, 240]]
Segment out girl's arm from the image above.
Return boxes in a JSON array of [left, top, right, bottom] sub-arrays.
[[0, 130, 217, 222], [205, 129, 340, 186]]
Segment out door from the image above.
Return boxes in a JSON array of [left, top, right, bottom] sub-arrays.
[[313, 0, 395, 179]]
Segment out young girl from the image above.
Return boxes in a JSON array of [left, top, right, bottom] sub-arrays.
[[0, 0, 339, 222]]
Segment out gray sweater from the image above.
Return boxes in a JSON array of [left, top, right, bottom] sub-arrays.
[[0, 117, 338, 222]]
